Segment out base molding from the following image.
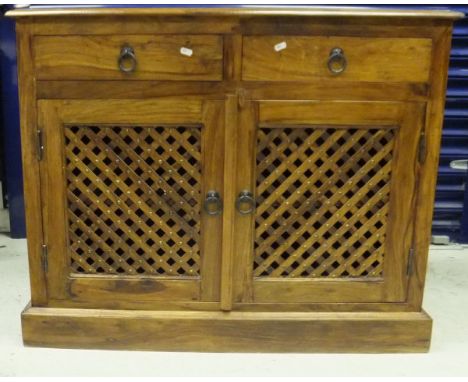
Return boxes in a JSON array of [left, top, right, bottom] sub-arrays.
[[21, 304, 432, 353]]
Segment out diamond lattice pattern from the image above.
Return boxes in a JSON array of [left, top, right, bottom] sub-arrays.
[[254, 127, 396, 278], [65, 125, 201, 276]]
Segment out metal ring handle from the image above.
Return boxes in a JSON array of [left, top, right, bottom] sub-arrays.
[[118, 45, 137, 73], [204, 191, 222, 216], [236, 190, 255, 215], [327, 47, 347, 75]]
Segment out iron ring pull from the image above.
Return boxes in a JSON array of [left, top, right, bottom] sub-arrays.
[[118, 45, 137, 73], [204, 191, 223, 216], [236, 190, 255, 215], [327, 47, 347, 75]]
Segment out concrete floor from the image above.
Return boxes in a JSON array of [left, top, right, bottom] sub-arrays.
[[0, 233, 467, 377]]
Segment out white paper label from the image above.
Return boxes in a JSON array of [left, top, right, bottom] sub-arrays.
[[274, 41, 287, 52], [180, 47, 193, 57]]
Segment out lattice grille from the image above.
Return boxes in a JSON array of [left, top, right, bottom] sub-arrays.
[[254, 127, 395, 278], [65, 124, 201, 276]]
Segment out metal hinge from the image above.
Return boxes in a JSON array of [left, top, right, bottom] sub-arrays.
[[41, 244, 48, 273], [407, 248, 415, 276], [418, 131, 426, 164], [36, 129, 44, 161]]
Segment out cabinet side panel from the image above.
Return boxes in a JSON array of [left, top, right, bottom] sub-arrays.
[[408, 25, 453, 309], [16, 21, 47, 305]]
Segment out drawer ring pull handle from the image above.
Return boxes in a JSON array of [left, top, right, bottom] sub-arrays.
[[236, 190, 255, 215], [327, 47, 347, 75], [204, 191, 223, 216], [118, 45, 137, 73]]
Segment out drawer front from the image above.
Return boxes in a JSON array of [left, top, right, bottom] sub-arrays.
[[34, 35, 223, 81], [242, 36, 432, 83]]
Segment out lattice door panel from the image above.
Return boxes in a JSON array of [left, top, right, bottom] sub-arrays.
[[254, 127, 396, 278], [65, 124, 201, 277]]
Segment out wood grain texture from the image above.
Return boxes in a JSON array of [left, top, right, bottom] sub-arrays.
[[34, 35, 223, 81], [16, 22, 48, 306], [223, 34, 243, 82], [199, 101, 224, 301], [7, 7, 463, 19], [38, 101, 67, 300], [19, 17, 454, 38], [383, 102, 426, 300], [50, 99, 203, 124], [36, 80, 429, 102], [259, 101, 402, 125], [232, 100, 257, 303], [243, 36, 432, 83], [407, 26, 454, 310], [22, 305, 433, 353], [233, 302, 417, 312], [220, 95, 238, 311]]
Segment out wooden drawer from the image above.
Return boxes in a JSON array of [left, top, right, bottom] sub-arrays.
[[34, 35, 223, 81], [242, 36, 432, 83]]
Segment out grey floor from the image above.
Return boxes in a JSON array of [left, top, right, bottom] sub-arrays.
[[0, 233, 467, 377]]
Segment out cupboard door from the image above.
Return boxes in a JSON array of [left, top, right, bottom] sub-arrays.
[[39, 99, 224, 309], [233, 100, 425, 304]]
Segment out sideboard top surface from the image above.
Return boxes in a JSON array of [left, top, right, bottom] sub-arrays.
[[6, 6, 464, 20]]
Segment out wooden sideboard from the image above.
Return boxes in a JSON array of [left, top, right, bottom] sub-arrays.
[[8, 6, 463, 352]]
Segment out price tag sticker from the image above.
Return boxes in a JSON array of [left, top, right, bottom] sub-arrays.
[[180, 47, 193, 57], [274, 41, 287, 52]]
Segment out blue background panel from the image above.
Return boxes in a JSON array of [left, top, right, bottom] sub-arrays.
[[0, 7, 25, 238], [435, 6, 468, 242]]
